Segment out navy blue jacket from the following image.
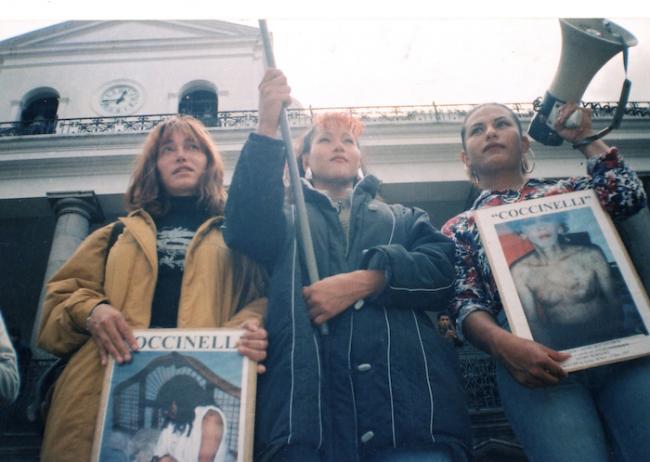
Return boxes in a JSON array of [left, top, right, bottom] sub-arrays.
[[224, 134, 472, 461]]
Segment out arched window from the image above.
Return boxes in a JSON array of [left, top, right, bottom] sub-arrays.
[[21, 90, 59, 135], [178, 86, 218, 127]]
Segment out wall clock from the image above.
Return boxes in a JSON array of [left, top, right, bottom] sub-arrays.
[[99, 84, 141, 115]]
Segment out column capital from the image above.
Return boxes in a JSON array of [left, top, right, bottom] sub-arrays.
[[46, 191, 104, 223]]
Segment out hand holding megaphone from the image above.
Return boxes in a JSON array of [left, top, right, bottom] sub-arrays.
[[553, 103, 590, 142], [559, 107, 582, 129], [553, 102, 611, 157], [528, 18, 637, 147]]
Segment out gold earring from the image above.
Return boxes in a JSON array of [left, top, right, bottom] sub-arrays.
[[464, 163, 480, 184], [471, 167, 480, 184], [521, 148, 536, 174]]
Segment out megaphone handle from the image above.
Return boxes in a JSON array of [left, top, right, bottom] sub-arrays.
[[572, 77, 631, 149], [573, 42, 631, 150]]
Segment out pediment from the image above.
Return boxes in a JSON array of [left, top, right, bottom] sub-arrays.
[[0, 20, 259, 49]]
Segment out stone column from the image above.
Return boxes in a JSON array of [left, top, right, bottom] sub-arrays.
[[30, 192, 103, 357]]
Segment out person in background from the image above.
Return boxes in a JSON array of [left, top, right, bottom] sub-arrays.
[[442, 101, 650, 462], [8, 327, 32, 371], [224, 69, 472, 462], [437, 312, 463, 347], [37, 116, 268, 462], [0, 311, 20, 407]]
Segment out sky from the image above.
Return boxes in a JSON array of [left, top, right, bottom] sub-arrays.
[[1, 1, 649, 108]]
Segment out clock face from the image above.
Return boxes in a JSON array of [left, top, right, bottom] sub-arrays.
[[99, 84, 141, 115]]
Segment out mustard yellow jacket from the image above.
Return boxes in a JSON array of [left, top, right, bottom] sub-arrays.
[[38, 210, 267, 462]]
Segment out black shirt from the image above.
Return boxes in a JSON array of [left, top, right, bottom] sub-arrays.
[[149, 197, 210, 328]]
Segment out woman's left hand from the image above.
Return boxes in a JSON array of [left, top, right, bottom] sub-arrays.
[[303, 270, 386, 325], [237, 319, 268, 374]]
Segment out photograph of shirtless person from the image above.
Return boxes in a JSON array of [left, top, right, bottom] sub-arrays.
[[504, 210, 646, 350]]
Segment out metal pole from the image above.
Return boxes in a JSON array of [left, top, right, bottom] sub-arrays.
[[258, 20, 328, 335]]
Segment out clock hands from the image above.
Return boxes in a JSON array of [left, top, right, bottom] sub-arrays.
[[100, 87, 139, 114], [101, 90, 129, 104]]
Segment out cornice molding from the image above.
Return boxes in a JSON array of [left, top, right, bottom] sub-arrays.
[[1, 119, 649, 194], [0, 20, 259, 50]]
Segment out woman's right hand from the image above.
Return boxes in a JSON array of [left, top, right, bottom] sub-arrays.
[[86, 303, 138, 366], [464, 311, 570, 388], [554, 102, 609, 158], [256, 69, 292, 138], [493, 331, 570, 388]]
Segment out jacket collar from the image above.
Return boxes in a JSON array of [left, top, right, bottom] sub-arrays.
[[122, 209, 223, 267], [301, 175, 381, 208], [126, 208, 223, 227], [121, 210, 157, 268]]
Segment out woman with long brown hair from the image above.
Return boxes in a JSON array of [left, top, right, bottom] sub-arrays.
[[38, 115, 268, 462]]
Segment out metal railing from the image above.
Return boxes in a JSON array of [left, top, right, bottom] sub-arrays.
[[458, 346, 502, 412], [1, 100, 649, 138]]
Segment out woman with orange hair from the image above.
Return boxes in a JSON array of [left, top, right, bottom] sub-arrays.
[[225, 70, 472, 462], [38, 116, 268, 462]]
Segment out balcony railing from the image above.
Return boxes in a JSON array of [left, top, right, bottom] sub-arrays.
[[1, 100, 649, 138]]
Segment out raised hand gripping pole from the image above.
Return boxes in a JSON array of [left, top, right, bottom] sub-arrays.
[[258, 20, 328, 335]]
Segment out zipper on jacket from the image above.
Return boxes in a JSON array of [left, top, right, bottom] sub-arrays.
[[345, 180, 367, 259]]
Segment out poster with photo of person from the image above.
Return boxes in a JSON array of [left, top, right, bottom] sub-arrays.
[[475, 190, 650, 371], [91, 329, 256, 462]]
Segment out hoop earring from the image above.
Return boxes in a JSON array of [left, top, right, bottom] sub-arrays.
[[304, 167, 313, 181], [469, 166, 480, 185], [521, 148, 536, 174]]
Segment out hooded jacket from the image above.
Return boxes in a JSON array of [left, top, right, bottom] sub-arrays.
[[225, 134, 472, 461], [38, 209, 266, 462]]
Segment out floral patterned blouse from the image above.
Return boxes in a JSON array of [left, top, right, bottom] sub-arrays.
[[441, 147, 647, 333]]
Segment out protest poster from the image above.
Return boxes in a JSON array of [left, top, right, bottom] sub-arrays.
[[91, 328, 255, 462], [475, 190, 650, 371]]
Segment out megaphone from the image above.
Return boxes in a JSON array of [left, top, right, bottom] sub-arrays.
[[528, 18, 637, 146]]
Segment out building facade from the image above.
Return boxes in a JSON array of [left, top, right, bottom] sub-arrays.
[[1, 19, 650, 460]]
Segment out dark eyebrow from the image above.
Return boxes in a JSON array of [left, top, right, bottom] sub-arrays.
[[494, 116, 510, 124]]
